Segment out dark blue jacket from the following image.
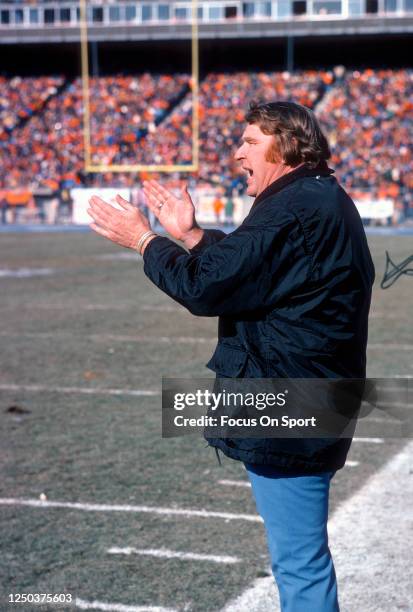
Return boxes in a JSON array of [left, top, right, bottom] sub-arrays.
[[143, 162, 375, 472]]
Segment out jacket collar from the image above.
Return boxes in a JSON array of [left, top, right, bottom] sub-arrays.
[[252, 161, 335, 209]]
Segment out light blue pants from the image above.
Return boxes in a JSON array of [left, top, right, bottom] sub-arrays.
[[245, 464, 339, 612]]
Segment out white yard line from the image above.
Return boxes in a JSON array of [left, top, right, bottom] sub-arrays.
[[89, 334, 213, 344], [0, 331, 213, 344], [219, 462, 359, 484], [374, 401, 411, 410], [369, 313, 405, 319], [2, 330, 412, 351], [44, 304, 131, 311], [374, 385, 410, 390], [2, 304, 123, 311], [218, 479, 251, 488], [361, 415, 402, 424], [140, 305, 187, 313], [75, 599, 176, 612], [107, 547, 240, 564], [1, 330, 412, 350], [368, 344, 413, 351], [0, 498, 262, 523], [2, 303, 185, 313], [94, 253, 141, 261], [222, 440, 413, 612], [0, 384, 159, 397], [0, 267, 55, 278], [352, 437, 384, 443]]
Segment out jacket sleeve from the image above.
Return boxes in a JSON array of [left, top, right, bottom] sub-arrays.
[[189, 229, 227, 254], [143, 215, 308, 317]]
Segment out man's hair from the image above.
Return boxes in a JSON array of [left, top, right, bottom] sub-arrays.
[[245, 101, 331, 169]]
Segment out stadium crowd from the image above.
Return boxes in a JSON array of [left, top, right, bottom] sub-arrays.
[[88, 74, 190, 166], [0, 68, 412, 223], [0, 73, 190, 196], [317, 68, 413, 220], [0, 75, 63, 136]]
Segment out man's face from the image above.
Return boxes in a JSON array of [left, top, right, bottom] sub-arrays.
[[234, 123, 287, 197]]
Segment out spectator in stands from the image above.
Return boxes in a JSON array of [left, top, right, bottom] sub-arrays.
[[4, 183, 34, 224], [212, 194, 224, 224], [0, 188, 7, 224], [224, 191, 235, 226]]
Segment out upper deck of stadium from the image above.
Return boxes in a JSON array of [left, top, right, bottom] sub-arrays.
[[0, 0, 412, 44]]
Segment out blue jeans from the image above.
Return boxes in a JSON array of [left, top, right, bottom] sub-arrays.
[[245, 464, 339, 612]]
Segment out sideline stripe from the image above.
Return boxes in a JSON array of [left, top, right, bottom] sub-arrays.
[[75, 599, 176, 612], [107, 547, 240, 564], [345, 460, 359, 467], [218, 479, 251, 488], [0, 498, 262, 523], [0, 384, 159, 397], [222, 440, 413, 611]]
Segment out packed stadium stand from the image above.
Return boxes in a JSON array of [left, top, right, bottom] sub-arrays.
[[0, 75, 64, 133], [0, 67, 412, 222], [317, 68, 413, 217]]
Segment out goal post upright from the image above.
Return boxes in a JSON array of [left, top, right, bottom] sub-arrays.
[[79, 0, 200, 174]]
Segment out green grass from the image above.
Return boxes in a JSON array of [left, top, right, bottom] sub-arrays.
[[0, 232, 411, 611]]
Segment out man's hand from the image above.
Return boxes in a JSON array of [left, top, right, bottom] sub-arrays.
[[87, 194, 154, 251], [143, 180, 203, 250]]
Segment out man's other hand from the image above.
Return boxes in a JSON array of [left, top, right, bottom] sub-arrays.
[[87, 194, 153, 251], [143, 180, 203, 249]]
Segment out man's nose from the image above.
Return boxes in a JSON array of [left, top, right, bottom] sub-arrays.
[[234, 145, 245, 161]]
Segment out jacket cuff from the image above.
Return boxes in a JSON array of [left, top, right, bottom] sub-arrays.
[[142, 235, 170, 262]]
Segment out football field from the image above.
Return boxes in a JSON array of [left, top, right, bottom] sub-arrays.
[[0, 231, 412, 611]]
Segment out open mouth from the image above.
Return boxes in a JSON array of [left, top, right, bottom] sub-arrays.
[[243, 168, 253, 177]]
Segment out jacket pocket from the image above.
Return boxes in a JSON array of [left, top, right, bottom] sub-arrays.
[[206, 343, 248, 377]]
